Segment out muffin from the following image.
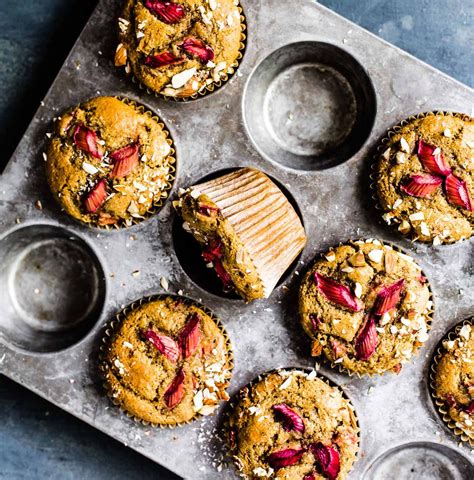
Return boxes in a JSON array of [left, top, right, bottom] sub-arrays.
[[46, 96, 175, 227], [227, 369, 359, 480], [100, 296, 232, 425], [431, 322, 474, 442], [299, 239, 432, 376], [175, 168, 307, 302], [115, 0, 244, 99], [376, 112, 473, 244]]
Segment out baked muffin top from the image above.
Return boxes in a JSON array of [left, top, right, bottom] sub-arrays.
[[101, 296, 232, 425], [299, 240, 432, 376], [116, 0, 243, 98], [376, 113, 473, 244], [46, 96, 174, 227], [228, 370, 359, 480], [433, 323, 474, 439]]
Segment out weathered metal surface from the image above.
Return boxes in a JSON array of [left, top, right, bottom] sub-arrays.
[[0, 0, 473, 478]]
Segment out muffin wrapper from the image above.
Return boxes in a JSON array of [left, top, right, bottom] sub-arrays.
[[369, 110, 473, 244], [127, 5, 247, 102], [87, 97, 176, 230], [188, 168, 306, 299], [302, 238, 435, 378], [223, 367, 361, 478], [429, 316, 474, 447], [98, 293, 233, 429]]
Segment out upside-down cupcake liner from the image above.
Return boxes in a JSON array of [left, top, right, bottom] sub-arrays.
[[370, 110, 473, 244], [123, 5, 247, 102], [429, 316, 474, 447], [182, 167, 306, 300], [299, 238, 435, 378], [223, 367, 360, 479], [98, 293, 233, 429]]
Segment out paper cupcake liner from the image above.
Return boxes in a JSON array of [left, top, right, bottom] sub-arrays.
[[98, 293, 233, 429], [300, 238, 435, 378], [188, 167, 306, 299], [429, 316, 474, 447], [223, 367, 361, 478], [369, 111, 473, 244], [127, 5, 247, 102]]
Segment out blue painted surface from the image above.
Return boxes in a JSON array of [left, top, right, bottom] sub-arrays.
[[0, 0, 472, 478]]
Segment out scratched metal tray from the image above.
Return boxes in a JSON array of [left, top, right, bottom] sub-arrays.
[[0, 0, 473, 478]]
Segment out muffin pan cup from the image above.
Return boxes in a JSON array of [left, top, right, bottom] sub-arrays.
[[369, 110, 473, 244], [300, 238, 435, 378], [0, 0, 473, 478], [429, 317, 474, 447], [224, 367, 360, 478], [128, 5, 247, 102], [98, 293, 234, 429]]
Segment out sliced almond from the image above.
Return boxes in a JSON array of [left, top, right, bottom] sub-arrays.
[[114, 43, 127, 67]]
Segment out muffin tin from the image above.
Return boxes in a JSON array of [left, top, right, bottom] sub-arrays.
[[0, 0, 473, 478]]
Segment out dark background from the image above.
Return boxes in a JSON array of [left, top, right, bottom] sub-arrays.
[[0, 0, 472, 478]]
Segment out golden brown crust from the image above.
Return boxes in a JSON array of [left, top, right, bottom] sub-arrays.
[[117, 0, 243, 97], [228, 370, 359, 479], [376, 113, 474, 243], [101, 296, 232, 425], [45, 96, 174, 227], [433, 324, 474, 439], [299, 240, 432, 376]]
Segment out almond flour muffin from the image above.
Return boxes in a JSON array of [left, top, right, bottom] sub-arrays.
[[175, 168, 307, 302], [432, 322, 474, 441], [115, 0, 244, 99], [299, 240, 432, 376], [46, 96, 174, 227], [376, 113, 474, 244], [101, 296, 232, 425], [228, 370, 359, 480]]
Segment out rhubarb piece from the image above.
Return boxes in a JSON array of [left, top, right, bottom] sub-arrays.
[[445, 173, 473, 211], [309, 314, 321, 331], [373, 279, 405, 315], [400, 174, 443, 197], [164, 368, 185, 408], [417, 140, 451, 176], [303, 475, 316, 480], [309, 443, 340, 480], [144, 0, 186, 24], [314, 273, 363, 312], [272, 403, 305, 434], [84, 179, 107, 213], [267, 448, 305, 470], [202, 240, 233, 289], [180, 37, 214, 63], [110, 142, 139, 179], [445, 394, 456, 408], [465, 401, 474, 414], [178, 313, 201, 358], [197, 202, 220, 216], [74, 125, 103, 159], [355, 316, 378, 361], [144, 51, 184, 68], [330, 339, 347, 359], [144, 329, 180, 362]]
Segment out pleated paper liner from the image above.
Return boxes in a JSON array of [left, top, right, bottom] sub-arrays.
[[223, 367, 361, 479], [126, 5, 247, 102], [98, 293, 233, 429], [300, 238, 435, 378], [369, 110, 473, 244], [100, 96, 177, 229], [188, 167, 307, 299], [429, 316, 474, 447]]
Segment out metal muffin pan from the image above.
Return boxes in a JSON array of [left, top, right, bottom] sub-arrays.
[[0, 0, 473, 478]]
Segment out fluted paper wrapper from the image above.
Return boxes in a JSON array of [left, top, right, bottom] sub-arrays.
[[191, 168, 307, 297]]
